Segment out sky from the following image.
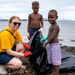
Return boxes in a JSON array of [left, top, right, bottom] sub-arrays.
[[0, 0, 75, 21]]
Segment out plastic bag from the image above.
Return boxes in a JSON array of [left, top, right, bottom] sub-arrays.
[[28, 31, 52, 74], [28, 31, 75, 74]]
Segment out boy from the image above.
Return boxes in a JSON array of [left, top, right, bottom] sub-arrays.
[[42, 9, 61, 75], [27, 1, 44, 40]]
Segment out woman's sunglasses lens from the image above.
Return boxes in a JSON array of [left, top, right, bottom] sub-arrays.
[[13, 22, 21, 26]]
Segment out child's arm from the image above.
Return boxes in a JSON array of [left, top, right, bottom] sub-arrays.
[[41, 15, 44, 28], [38, 15, 44, 32], [42, 25, 59, 48], [27, 15, 31, 33], [27, 14, 31, 40]]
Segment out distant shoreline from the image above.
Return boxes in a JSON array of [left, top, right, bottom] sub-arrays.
[[0, 19, 28, 21], [0, 19, 75, 22]]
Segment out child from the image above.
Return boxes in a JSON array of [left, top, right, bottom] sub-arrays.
[[27, 1, 44, 40], [42, 9, 61, 75]]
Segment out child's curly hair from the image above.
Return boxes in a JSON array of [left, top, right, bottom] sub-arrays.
[[32, 1, 39, 6]]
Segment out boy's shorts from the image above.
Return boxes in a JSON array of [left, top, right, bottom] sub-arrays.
[[29, 27, 40, 38], [0, 44, 16, 64], [46, 43, 61, 65]]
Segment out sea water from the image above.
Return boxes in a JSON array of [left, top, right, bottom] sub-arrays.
[[0, 20, 75, 46]]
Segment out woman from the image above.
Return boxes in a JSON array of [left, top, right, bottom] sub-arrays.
[[0, 16, 32, 74]]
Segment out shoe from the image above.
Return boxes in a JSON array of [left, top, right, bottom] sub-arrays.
[[0, 65, 7, 74]]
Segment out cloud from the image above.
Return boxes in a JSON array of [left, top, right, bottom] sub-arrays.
[[0, 0, 75, 21], [58, 6, 75, 20]]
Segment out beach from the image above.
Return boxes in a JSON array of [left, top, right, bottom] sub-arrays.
[[0, 45, 74, 75], [0, 20, 75, 75]]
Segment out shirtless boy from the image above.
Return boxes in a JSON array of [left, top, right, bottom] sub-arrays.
[[42, 9, 61, 75], [27, 1, 44, 40]]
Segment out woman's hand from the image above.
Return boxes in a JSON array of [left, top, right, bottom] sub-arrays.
[[23, 51, 32, 57]]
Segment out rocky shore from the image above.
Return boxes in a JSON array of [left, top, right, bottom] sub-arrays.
[[1, 45, 75, 75]]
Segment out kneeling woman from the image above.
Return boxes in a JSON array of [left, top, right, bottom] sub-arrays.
[[0, 16, 32, 74]]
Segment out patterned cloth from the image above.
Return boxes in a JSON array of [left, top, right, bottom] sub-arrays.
[[46, 43, 61, 65]]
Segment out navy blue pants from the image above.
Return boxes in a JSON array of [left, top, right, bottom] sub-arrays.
[[29, 27, 40, 38], [0, 44, 16, 64]]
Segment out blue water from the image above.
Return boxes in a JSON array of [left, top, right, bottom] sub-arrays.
[[0, 21, 75, 46]]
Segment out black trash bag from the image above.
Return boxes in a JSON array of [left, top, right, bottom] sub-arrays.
[[28, 31, 75, 74], [59, 50, 75, 73], [28, 31, 52, 74]]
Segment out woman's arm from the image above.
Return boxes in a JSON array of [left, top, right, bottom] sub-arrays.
[[6, 49, 23, 57]]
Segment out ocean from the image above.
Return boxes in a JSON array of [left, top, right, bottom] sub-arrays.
[[0, 20, 75, 46]]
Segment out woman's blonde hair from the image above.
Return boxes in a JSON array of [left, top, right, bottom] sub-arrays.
[[9, 16, 21, 23]]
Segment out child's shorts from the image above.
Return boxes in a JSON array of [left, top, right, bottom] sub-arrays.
[[0, 44, 16, 64], [29, 27, 40, 38], [46, 43, 61, 65]]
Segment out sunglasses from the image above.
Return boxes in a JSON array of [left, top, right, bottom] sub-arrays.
[[13, 22, 21, 26]]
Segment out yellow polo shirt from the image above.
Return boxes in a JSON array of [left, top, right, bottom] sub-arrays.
[[0, 27, 22, 52]]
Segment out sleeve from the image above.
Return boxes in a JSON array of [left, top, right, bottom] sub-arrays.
[[1, 34, 11, 50]]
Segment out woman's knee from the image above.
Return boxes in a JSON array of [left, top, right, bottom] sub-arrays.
[[8, 57, 22, 69], [14, 60, 22, 69], [16, 44, 25, 52]]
